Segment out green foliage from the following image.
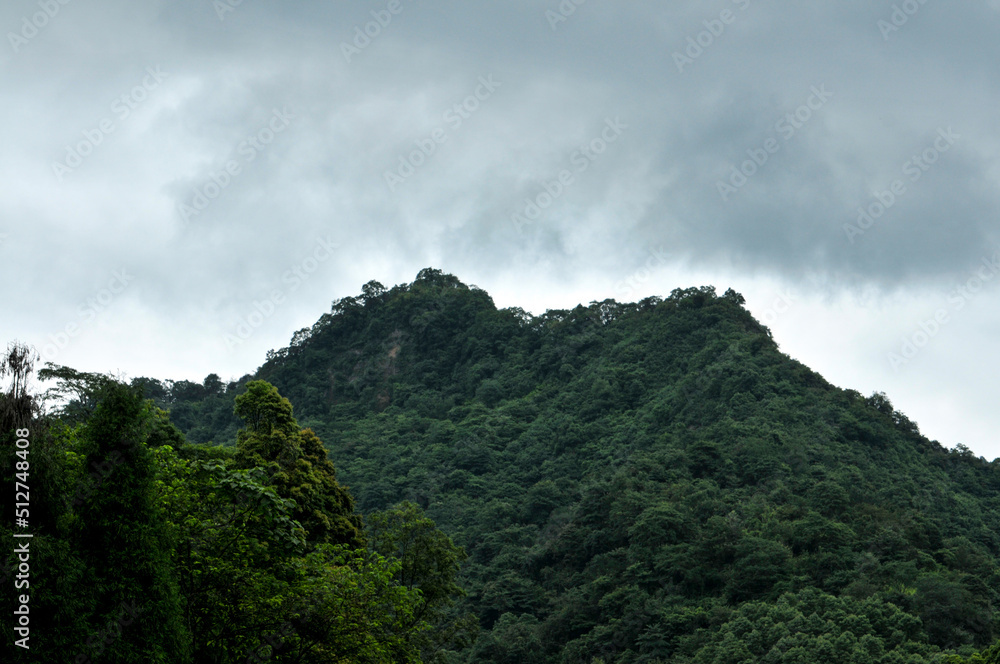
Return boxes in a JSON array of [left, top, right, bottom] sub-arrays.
[[152, 444, 304, 659], [368, 501, 478, 660], [946, 640, 1000, 663], [234, 379, 299, 436], [173, 271, 994, 663], [70, 381, 191, 662], [232, 380, 365, 548], [680, 588, 935, 662], [17, 269, 1000, 662], [37, 362, 117, 424], [4, 356, 466, 661], [279, 544, 427, 663]]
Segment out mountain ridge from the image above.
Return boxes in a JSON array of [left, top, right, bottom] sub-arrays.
[[138, 267, 1000, 662]]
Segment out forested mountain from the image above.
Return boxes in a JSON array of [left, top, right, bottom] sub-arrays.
[[5, 268, 1000, 662]]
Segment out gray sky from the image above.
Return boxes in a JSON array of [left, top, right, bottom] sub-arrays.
[[2, 0, 998, 457]]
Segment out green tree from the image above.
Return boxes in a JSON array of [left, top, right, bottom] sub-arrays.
[[274, 545, 426, 663], [367, 501, 477, 661], [153, 445, 304, 661], [1, 344, 92, 662], [233, 380, 364, 547], [234, 379, 298, 436], [71, 381, 190, 662]]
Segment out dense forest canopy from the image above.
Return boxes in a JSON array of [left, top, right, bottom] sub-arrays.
[[4, 268, 1000, 663]]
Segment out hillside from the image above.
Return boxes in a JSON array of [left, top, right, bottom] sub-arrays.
[[138, 268, 1000, 663]]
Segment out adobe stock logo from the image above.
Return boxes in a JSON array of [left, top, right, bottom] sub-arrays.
[[52, 67, 169, 181], [887, 252, 1000, 371], [715, 85, 832, 202], [178, 107, 295, 223], [7, 0, 74, 53], [214, 0, 247, 21], [614, 246, 670, 299], [340, 0, 414, 63], [877, 0, 933, 41], [41, 269, 134, 361], [672, 0, 753, 73], [758, 290, 795, 326], [383, 75, 501, 192], [224, 237, 338, 350], [545, 0, 588, 31], [511, 117, 627, 235], [844, 127, 958, 244]]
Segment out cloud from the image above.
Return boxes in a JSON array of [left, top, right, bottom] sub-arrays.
[[1, 0, 998, 455]]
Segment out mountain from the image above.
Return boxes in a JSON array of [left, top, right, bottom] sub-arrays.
[[137, 268, 1000, 663]]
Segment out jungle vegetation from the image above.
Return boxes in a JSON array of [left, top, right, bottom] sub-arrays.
[[4, 268, 1000, 663]]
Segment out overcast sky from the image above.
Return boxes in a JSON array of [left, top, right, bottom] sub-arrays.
[[2, 1, 998, 458]]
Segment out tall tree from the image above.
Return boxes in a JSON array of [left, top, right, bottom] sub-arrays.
[[234, 380, 364, 547], [2, 343, 92, 663], [72, 381, 190, 662]]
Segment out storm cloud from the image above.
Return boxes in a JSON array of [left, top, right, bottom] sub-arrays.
[[1, 0, 997, 455]]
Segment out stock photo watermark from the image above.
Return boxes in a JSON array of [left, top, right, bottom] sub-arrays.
[[843, 127, 958, 243], [224, 236, 338, 350], [716, 85, 832, 202], [878, 0, 933, 41], [673, 0, 753, 73], [214, 0, 249, 21], [383, 75, 502, 192], [511, 117, 627, 235], [178, 107, 295, 223], [614, 246, 671, 299], [40, 269, 134, 362], [755, 289, 796, 326], [887, 252, 999, 371], [51, 66, 169, 181], [545, 0, 589, 31], [7, 0, 75, 53], [340, 0, 414, 62]]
